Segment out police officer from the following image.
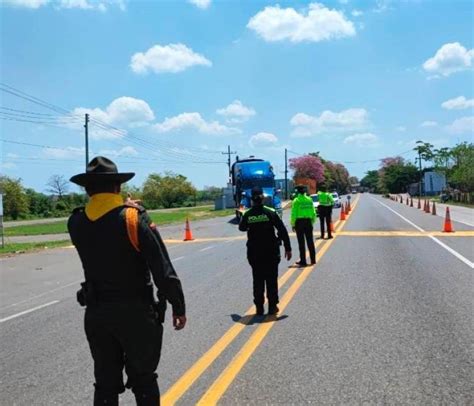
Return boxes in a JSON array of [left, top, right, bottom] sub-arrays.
[[317, 183, 335, 239], [67, 157, 186, 406], [239, 186, 292, 315], [290, 185, 316, 266]]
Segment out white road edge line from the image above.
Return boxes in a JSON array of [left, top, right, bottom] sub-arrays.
[[0, 280, 81, 311], [199, 246, 214, 252], [373, 197, 474, 269], [0, 300, 60, 323], [172, 256, 185, 262]]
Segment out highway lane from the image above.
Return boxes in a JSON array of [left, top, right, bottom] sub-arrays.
[[1, 195, 473, 405]]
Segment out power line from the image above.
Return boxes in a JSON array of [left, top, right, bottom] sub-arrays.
[[0, 83, 225, 164]]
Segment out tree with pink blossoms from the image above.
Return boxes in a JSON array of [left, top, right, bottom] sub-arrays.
[[289, 155, 325, 182]]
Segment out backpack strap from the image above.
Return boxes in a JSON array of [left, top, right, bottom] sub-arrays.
[[125, 207, 140, 252]]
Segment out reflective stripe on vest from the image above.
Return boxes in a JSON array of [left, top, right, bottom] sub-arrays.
[[125, 208, 140, 252]]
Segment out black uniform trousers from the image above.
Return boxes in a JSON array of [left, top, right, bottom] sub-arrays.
[[317, 205, 333, 238], [295, 218, 316, 264], [85, 303, 163, 406], [249, 258, 280, 307]]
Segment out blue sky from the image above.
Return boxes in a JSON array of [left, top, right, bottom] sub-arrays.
[[1, 0, 473, 193]]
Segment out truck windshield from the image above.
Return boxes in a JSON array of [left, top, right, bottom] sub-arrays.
[[241, 179, 274, 189]]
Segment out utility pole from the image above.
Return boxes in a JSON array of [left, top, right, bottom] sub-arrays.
[[84, 113, 90, 168], [417, 152, 423, 197], [284, 148, 288, 200], [222, 145, 236, 182]]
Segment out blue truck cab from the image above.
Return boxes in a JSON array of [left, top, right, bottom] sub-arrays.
[[231, 157, 282, 218]]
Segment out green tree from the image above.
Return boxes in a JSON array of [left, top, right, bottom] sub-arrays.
[[379, 157, 418, 193], [449, 142, 474, 191], [360, 170, 380, 191], [25, 189, 54, 217], [142, 172, 197, 209], [0, 176, 30, 219]]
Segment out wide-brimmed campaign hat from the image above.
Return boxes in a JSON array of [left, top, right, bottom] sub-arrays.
[[70, 156, 135, 187]]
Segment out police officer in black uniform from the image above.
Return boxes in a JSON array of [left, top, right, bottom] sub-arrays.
[[68, 157, 186, 406], [239, 186, 292, 315]]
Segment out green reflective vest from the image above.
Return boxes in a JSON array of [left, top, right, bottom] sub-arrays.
[[291, 194, 316, 226], [318, 191, 334, 206]]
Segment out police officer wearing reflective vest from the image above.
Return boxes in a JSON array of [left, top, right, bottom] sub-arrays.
[[239, 186, 292, 315], [67, 157, 186, 406], [317, 183, 335, 240], [290, 185, 317, 266]]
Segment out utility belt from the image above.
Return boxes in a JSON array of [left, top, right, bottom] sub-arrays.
[[77, 281, 167, 323]]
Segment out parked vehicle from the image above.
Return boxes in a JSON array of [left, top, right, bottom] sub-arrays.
[[231, 157, 282, 218], [332, 192, 342, 208], [310, 194, 319, 209]]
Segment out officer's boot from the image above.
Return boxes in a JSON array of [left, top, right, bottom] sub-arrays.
[[268, 304, 279, 315], [134, 392, 160, 406], [94, 391, 119, 406], [255, 304, 264, 316]]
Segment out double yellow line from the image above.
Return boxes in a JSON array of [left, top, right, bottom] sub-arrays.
[[162, 197, 360, 405]]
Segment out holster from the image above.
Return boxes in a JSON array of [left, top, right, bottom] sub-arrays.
[[147, 284, 166, 324], [76, 281, 97, 307]]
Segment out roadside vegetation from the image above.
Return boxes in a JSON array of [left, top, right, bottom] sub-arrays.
[[0, 240, 72, 256], [360, 141, 473, 204], [5, 206, 235, 237], [0, 172, 223, 220]]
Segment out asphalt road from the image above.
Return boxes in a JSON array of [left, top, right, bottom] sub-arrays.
[[1, 194, 473, 405]]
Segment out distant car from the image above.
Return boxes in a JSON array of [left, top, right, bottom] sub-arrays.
[[310, 194, 319, 209], [351, 190, 357, 194], [332, 192, 342, 208]]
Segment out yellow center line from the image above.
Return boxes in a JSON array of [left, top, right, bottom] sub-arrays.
[[195, 196, 360, 405], [161, 238, 326, 405]]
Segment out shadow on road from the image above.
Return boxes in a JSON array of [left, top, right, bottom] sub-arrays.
[[228, 217, 239, 225], [230, 313, 288, 325]]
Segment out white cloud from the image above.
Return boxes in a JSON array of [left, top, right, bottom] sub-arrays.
[[130, 43, 212, 74], [99, 146, 138, 157], [290, 108, 369, 137], [153, 112, 240, 135], [6, 153, 19, 158], [420, 121, 438, 127], [0, 162, 17, 170], [247, 3, 355, 43], [249, 132, 279, 148], [70, 96, 155, 139], [2, 0, 49, 8], [2, 0, 125, 10], [396, 126, 406, 132], [445, 116, 474, 135], [423, 42, 474, 77], [351, 9, 363, 17], [216, 100, 256, 123], [188, 0, 211, 9], [343, 132, 378, 146], [441, 96, 474, 110], [43, 146, 85, 159]]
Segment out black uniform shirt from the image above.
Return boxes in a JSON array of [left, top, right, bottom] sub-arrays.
[[68, 205, 185, 316], [239, 205, 291, 260]]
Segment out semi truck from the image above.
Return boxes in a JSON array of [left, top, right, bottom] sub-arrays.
[[231, 156, 282, 218]]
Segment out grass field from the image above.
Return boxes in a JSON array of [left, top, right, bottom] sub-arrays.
[[0, 240, 72, 256], [4, 207, 235, 237]]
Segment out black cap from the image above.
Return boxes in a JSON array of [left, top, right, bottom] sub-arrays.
[[251, 186, 263, 198], [295, 184, 306, 193], [70, 156, 135, 187]]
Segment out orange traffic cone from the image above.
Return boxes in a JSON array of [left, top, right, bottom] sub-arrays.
[[345, 202, 350, 215], [432, 201, 436, 215], [417, 199, 421, 209], [330, 221, 335, 233], [406, 197, 409, 205], [339, 206, 346, 221], [410, 198, 413, 207], [347, 201, 351, 212], [443, 207, 454, 232], [183, 217, 194, 241], [426, 200, 431, 214]]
